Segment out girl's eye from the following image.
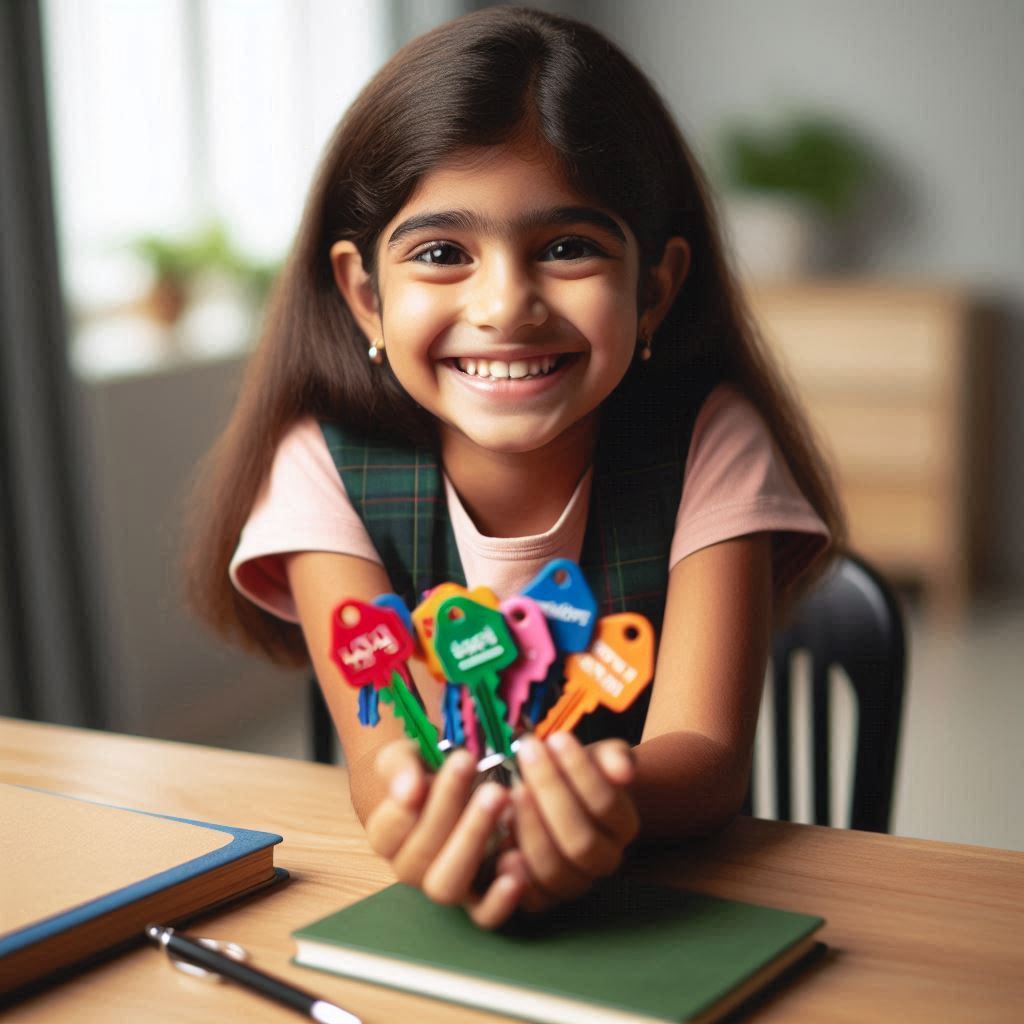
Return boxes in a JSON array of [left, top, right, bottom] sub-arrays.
[[541, 236, 603, 261], [411, 242, 468, 266]]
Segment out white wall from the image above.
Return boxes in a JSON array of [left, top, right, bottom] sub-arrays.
[[80, 357, 307, 747], [589, 0, 1024, 586]]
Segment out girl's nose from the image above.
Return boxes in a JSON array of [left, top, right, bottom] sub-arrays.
[[463, 259, 548, 335]]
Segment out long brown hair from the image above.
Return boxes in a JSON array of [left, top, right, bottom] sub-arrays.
[[184, 5, 845, 665]]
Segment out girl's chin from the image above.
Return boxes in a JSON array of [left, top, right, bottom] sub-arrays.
[[440, 417, 578, 457]]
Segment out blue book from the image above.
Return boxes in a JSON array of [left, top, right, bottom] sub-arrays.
[[0, 785, 285, 998]]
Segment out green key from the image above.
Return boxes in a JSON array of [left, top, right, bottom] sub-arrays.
[[434, 596, 518, 757], [378, 669, 444, 771]]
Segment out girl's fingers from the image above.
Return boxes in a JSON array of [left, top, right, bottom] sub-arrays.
[[496, 847, 556, 915], [511, 784, 595, 900], [375, 739, 429, 809], [465, 872, 524, 930], [420, 782, 510, 905], [515, 736, 623, 878], [364, 739, 431, 860], [391, 749, 477, 884], [547, 734, 640, 846], [364, 793, 420, 861]]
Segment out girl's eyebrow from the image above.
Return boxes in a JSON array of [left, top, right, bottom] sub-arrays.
[[386, 206, 627, 249]]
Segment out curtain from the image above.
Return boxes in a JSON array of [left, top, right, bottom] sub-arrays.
[[0, 0, 105, 726]]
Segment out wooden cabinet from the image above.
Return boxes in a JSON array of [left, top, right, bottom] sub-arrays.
[[746, 280, 993, 618]]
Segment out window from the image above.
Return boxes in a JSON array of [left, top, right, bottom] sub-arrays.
[[42, 0, 388, 378]]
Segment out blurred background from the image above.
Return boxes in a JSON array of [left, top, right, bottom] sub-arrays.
[[1, 1, 1020, 849]]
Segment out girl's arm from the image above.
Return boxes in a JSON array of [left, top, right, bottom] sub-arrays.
[[505, 531, 772, 906], [632, 530, 773, 838], [285, 550, 524, 927], [285, 550, 411, 822]]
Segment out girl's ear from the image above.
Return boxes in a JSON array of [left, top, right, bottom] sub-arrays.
[[330, 240, 383, 341], [640, 237, 691, 338]]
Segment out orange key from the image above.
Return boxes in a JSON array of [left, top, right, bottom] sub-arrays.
[[534, 613, 655, 739]]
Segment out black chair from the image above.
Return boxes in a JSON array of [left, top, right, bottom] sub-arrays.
[[743, 552, 906, 833], [310, 553, 907, 833]]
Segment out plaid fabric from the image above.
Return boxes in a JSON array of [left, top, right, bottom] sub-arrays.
[[320, 379, 711, 744], [318, 428, 466, 608]]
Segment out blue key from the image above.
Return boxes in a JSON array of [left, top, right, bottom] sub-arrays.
[[358, 685, 380, 726], [521, 558, 598, 653], [442, 683, 466, 744], [374, 593, 414, 637]]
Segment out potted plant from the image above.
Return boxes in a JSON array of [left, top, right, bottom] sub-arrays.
[[131, 221, 278, 326], [714, 111, 875, 279]]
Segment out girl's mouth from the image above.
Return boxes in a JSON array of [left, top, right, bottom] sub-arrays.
[[448, 354, 575, 381]]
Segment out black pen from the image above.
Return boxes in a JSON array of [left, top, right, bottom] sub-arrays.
[[146, 925, 361, 1024]]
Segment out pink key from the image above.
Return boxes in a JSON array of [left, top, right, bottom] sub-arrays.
[[461, 685, 482, 757], [498, 595, 557, 729]]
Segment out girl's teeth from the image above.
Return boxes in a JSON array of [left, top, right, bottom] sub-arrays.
[[455, 356, 562, 379]]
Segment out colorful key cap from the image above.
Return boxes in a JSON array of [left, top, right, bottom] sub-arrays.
[[498, 595, 556, 729], [434, 596, 518, 757], [521, 558, 597, 653], [329, 599, 443, 769], [373, 592, 420, 695], [534, 613, 655, 739], [373, 593, 416, 648]]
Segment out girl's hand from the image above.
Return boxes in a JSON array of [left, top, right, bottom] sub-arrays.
[[364, 739, 525, 929], [508, 733, 639, 912]]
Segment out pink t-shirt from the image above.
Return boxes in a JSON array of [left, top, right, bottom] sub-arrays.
[[230, 384, 829, 621]]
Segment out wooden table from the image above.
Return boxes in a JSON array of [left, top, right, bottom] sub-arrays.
[[2, 718, 1022, 1022]]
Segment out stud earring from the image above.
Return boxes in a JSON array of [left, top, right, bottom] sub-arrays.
[[367, 337, 384, 365], [637, 331, 652, 362]]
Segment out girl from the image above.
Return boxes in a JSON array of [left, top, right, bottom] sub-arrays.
[[186, 6, 843, 929]]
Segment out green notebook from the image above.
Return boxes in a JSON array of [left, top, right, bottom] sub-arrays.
[[292, 878, 824, 1024]]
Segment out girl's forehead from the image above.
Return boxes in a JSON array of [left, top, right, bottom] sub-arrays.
[[383, 142, 632, 244]]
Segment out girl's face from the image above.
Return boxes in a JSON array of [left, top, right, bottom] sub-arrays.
[[337, 141, 674, 459]]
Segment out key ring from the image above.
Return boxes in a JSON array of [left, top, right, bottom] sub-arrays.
[[164, 935, 250, 981]]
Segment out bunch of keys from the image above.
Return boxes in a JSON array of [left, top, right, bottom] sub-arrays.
[[328, 560, 655, 781], [329, 598, 444, 770]]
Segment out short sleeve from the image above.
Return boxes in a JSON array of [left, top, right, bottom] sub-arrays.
[[229, 418, 382, 622], [671, 384, 831, 595]]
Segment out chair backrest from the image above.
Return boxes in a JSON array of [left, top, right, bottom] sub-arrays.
[[744, 553, 906, 832]]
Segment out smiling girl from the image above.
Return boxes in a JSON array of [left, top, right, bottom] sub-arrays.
[[186, 7, 844, 928]]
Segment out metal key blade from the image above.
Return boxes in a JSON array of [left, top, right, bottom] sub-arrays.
[[470, 673, 514, 757], [534, 679, 591, 739], [380, 670, 444, 770]]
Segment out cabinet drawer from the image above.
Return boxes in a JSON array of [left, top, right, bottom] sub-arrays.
[[804, 398, 949, 480], [749, 286, 964, 396], [840, 484, 947, 569]]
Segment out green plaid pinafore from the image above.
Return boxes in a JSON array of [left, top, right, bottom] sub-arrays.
[[320, 379, 712, 744]]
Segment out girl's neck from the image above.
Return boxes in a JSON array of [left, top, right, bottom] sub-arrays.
[[439, 415, 598, 539]]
